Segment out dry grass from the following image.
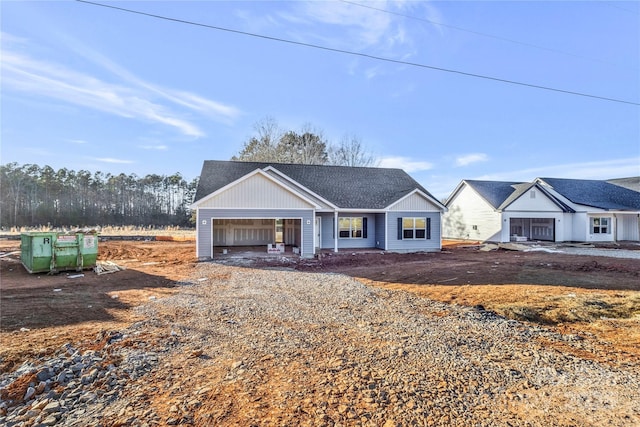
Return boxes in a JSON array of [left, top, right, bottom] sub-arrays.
[[368, 281, 640, 364], [3, 225, 195, 239]]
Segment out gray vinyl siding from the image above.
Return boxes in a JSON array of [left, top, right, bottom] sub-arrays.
[[318, 213, 377, 250], [336, 213, 376, 249], [375, 213, 386, 249], [319, 213, 335, 249], [197, 208, 314, 258], [386, 211, 442, 252]]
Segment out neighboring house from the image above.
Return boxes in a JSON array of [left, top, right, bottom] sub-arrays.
[[608, 176, 640, 193], [191, 160, 447, 259], [443, 177, 640, 243]]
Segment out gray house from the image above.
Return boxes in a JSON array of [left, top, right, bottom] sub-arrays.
[[191, 160, 447, 259], [443, 177, 640, 243]]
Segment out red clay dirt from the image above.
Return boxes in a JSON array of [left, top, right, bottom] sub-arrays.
[[1, 239, 639, 376]]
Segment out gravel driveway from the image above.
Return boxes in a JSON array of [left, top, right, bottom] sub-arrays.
[[3, 262, 639, 426], [558, 246, 640, 259]]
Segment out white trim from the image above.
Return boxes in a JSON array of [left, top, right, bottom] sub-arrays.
[[263, 166, 339, 209], [191, 169, 321, 209], [385, 189, 447, 212]]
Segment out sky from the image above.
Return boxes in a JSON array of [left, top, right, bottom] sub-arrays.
[[2, 0, 639, 199]]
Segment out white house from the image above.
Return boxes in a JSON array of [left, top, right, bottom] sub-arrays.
[[443, 177, 640, 243], [191, 160, 447, 259]]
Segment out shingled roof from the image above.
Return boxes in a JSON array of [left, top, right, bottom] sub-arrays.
[[539, 178, 640, 210], [193, 160, 441, 210], [462, 180, 524, 209]]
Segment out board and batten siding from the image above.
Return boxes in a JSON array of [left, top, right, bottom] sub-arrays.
[[197, 173, 315, 210], [443, 185, 501, 241], [617, 214, 640, 241], [389, 193, 442, 211], [197, 208, 314, 258], [386, 211, 441, 252]]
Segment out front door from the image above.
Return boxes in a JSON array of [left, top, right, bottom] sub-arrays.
[[315, 217, 322, 249]]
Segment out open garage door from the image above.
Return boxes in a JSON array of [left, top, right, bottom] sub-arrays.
[[213, 219, 301, 247], [510, 218, 555, 241]]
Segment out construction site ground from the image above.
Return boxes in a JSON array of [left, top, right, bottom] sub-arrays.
[[0, 239, 639, 425]]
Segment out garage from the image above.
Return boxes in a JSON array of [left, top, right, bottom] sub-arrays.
[[510, 218, 555, 241], [212, 218, 302, 249]]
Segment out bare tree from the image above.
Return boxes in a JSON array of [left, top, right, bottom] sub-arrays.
[[232, 116, 282, 162], [328, 134, 379, 167]]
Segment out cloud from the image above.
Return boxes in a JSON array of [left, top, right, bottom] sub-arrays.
[[379, 156, 433, 172], [139, 144, 169, 151], [1, 33, 241, 137], [476, 158, 640, 182], [91, 157, 135, 164], [455, 153, 489, 167]]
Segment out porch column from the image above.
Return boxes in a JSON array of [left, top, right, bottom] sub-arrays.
[[334, 211, 339, 253]]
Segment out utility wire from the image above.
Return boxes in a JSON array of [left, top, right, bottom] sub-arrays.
[[340, 0, 637, 70], [76, 0, 639, 106]]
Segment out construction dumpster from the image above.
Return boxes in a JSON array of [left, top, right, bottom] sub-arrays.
[[21, 232, 98, 274]]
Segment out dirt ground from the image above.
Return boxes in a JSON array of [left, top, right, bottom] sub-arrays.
[[1, 239, 639, 375]]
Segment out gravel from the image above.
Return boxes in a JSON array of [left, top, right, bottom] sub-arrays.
[[1, 262, 639, 426]]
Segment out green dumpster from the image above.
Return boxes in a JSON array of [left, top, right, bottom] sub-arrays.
[[21, 232, 99, 274]]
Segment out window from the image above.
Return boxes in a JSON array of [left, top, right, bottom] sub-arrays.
[[591, 217, 610, 234], [339, 217, 363, 238], [530, 190, 536, 199], [402, 217, 428, 239]]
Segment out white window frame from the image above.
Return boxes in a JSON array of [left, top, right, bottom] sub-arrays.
[[591, 217, 610, 234], [338, 217, 363, 239], [402, 217, 427, 240]]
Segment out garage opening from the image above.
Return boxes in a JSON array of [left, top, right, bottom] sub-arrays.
[[212, 219, 302, 255], [510, 218, 555, 241]]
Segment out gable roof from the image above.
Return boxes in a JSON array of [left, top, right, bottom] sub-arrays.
[[194, 160, 444, 210], [462, 180, 524, 209], [538, 177, 640, 210]]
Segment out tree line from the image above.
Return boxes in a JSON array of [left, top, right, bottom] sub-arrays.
[[2, 118, 378, 228], [0, 163, 198, 228]]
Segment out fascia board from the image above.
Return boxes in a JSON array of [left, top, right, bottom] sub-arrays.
[[263, 165, 339, 209], [444, 180, 467, 207], [190, 168, 320, 209]]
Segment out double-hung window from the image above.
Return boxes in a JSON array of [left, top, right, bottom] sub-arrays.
[[591, 217, 610, 234], [402, 217, 427, 239], [339, 217, 363, 238]]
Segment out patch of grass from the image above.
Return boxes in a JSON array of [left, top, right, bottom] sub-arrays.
[[497, 293, 640, 325]]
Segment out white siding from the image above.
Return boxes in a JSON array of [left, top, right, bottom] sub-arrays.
[[199, 174, 314, 209], [389, 193, 441, 211], [504, 190, 563, 212], [443, 185, 501, 241], [617, 214, 640, 241]]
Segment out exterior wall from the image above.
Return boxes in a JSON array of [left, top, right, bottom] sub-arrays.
[[499, 211, 565, 243], [505, 189, 563, 211], [265, 170, 334, 210], [196, 208, 314, 258], [375, 213, 386, 249], [617, 213, 640, 241], [386, 211, 442, 252], [198, 173, 315, 209], [443, 186, 501, 241], [389, 193, 441, 211], [318, 213, 377, 250], [586, 213, 615, 243]]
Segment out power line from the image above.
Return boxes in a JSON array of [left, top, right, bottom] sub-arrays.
[[340, 0, 636, 70], [76, 0, 639, 106]]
